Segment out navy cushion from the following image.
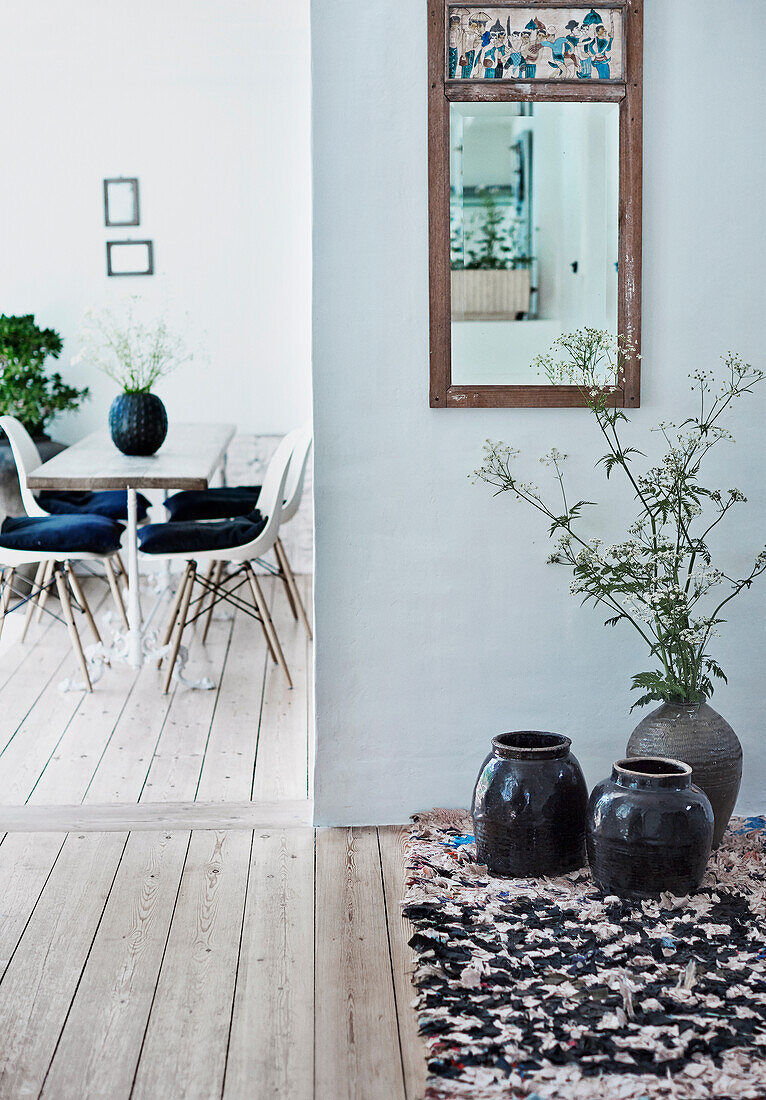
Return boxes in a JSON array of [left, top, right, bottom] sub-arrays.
[[138, 511, 267, 555], [0, 514, 125, 554], [164, 485, 261, 522], [37, 490, 151, 521]]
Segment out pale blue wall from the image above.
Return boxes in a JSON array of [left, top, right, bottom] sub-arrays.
[[312, 0, 766, 824]]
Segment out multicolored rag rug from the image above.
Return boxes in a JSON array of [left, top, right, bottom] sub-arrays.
[[404, 811, 766, 1100]]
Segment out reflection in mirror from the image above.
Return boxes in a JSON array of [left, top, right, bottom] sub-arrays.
[[450, 101, 619, 385]]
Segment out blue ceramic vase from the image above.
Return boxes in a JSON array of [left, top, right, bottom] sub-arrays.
[[108, 392, 168, 456], [587, 756, 714, 901], [471, 731, 588, 878]]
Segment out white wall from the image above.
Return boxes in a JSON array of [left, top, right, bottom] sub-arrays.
[[0, 0, 311, 441], [312, 0, 766, 824]]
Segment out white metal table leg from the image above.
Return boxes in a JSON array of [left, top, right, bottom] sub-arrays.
[[126, 486, 143, 667]]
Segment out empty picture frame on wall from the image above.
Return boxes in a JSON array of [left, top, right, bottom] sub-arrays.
[[103, 177, 140, 226], [106, 240, 154, 276]]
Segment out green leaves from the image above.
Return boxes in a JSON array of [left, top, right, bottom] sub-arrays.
[[547, 500, 594, 537], [598, 445, 645, 479], [630, 669, 698, 710], [0, 315, 88, 433]]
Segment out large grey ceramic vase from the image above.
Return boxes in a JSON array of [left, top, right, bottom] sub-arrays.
[[626, 701, 742, 848]]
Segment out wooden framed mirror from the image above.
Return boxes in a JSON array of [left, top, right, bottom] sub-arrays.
[[428, 1, 643, 408]]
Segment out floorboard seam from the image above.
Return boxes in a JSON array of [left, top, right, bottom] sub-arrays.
[[73, 668, 142, 806], [0, 835, 68, 989], [127, 829, 194, 1100], [37, 831, 132, 1099], [192, 613, 237, 803], [377, 827, 409, 1099], [219, 828, 256, 1100]]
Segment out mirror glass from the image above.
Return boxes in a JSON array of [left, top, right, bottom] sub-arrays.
[[450, 100, 619, 385]]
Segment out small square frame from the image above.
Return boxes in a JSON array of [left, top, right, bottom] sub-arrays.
[[103, 177, 140, 227], [106, 240, 154, 277]]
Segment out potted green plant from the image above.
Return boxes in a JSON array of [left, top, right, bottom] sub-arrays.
[[474, 329, 766, 845], [74, 299, 193, 456], [451, 188, 533, 320], [0, 314, 89, 438]]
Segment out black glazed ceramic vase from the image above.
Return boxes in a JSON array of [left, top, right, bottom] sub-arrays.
[[108, 392, 168, 456], [586, 757, 714, 901], [627, 701, 742, 849], [471, 731, 587, 878]]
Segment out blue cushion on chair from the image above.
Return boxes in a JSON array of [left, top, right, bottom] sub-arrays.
[[0, 514, 125, 554], [164, 486, 261, 522], [37, 490, 151, 521], [138, 510, 267, 555]]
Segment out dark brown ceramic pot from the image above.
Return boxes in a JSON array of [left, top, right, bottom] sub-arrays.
[[626, 701, 742, 848], [586, 757, 714, 901], [471, 731, 587, 878]]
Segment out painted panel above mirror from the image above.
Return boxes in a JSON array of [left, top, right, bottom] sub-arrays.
[[450, 100, 618, 386], [447, 6, 624, 82]]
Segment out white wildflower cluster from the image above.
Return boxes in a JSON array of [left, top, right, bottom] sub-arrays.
[[74, 299, 195, 392], [472, 440, 541, 500], [539, 448, 568, 467], [687, 566, 725, 600], [533, 329, 634, 399]]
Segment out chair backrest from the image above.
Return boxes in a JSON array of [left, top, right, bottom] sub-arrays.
[[245, 429, 298, 551], [0, 416, 47, 517], [281, 424, 312, 524]]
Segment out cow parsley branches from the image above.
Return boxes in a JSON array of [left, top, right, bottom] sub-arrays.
[[474, 333, 766, 708]]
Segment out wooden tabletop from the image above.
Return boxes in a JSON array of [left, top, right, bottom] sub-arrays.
[[27, 423, 237, 491]]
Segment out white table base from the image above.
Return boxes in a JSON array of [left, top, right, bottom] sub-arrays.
[[59, 490, 215, 692]]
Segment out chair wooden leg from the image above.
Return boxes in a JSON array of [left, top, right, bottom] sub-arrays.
[[66, 563, 102, 643], [200, 560, 221, 645], [274, 545, 298, 620], [245, 563, 292, 688], [114, 551, 127, 579], [240, 565, 277, 663], [104, 557, 129, 630], [157, 562, 193, 669], [163, 563, 196, 694], [0, 567, 16, 643], [275, 537, 312, 640], [20, 561, 46, 643], [35, 559, 54, 623], [54, 567, 92, 692]]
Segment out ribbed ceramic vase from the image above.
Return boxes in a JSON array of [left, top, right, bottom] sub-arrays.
[[108, 392, 168, 456], [587, 757, 714, 901], [626, 701, 742, 848], [471, 731, 587, 878]]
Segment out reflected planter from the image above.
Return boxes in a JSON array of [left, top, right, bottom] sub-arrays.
[[450, 268, 532, 320], [471, 731, 587, 878], [587, 757, 714, 901]]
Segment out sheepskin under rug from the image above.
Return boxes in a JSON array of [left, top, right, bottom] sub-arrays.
[[404, 810, 766, 1100]]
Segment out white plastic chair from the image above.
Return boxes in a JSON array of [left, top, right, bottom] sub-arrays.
[[141, 432, 296, 693], [0, 415, 129, 629], [261, 425, 313, 639], [0, 415, 50, 519]]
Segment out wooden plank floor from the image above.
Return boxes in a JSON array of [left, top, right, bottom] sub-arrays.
[[0, 826, 425, 1100], [0, 573, 313, 824], [0, 572, 427, 1099]]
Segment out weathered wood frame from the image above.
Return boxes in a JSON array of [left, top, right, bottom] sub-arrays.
[[428, 0, 643, 408]]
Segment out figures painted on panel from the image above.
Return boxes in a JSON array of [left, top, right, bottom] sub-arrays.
[[448, 7, 620, 81]]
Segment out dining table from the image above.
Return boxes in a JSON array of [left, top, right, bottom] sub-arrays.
[[27, 422, 236, 673]]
